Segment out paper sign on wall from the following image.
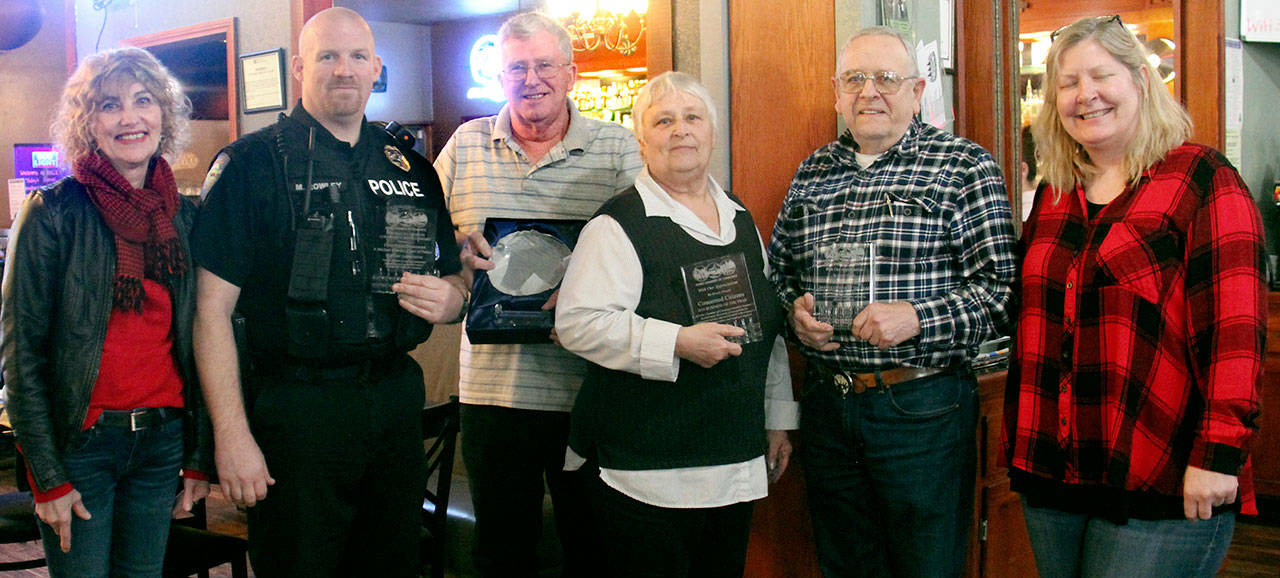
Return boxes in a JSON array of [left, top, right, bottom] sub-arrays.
[[1242, 0, 1280, 43], [8, 179, 26, 222]]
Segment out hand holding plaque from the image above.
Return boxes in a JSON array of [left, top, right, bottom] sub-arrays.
[[466, 218, 585, 344]]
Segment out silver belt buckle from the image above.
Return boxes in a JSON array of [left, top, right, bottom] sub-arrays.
[[129, 408, 149, 431], [833, 373, 852, 396]]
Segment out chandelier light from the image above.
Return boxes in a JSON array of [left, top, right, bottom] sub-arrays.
[[550, 0, 647, 56]]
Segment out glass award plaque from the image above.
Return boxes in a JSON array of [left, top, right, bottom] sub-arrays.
[[466, 218, 586, 344], [680, 252, 764, 345], [488, 230, 572, 296], [812, 241, 876, 330], [371, 203, 437, 294]]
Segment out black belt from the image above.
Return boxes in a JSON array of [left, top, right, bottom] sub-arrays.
[[96, 407, 183, 432], [812, 363, 950, 396], [258, 355, 406, 383]]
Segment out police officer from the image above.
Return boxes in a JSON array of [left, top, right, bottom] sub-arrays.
[[191, 8, 466, 577]]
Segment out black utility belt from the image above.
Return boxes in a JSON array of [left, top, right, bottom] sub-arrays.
[[256, 354, 407, 384], [95, 407, 183, 432]]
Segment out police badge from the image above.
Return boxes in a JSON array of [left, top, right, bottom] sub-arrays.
[[384, 145, 411, 172]]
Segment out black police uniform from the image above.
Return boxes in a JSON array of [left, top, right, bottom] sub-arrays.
[[192, 104, 461, 577]]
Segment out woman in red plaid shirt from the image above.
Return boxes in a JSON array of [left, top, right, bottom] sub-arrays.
[[1004, 15, 1265, 577]]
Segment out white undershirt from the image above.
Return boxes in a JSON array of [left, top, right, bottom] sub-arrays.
[[855, 151, 884, 169]]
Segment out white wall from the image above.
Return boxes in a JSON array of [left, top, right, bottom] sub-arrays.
[[74, 0, 293, 135], [365, 20, 432, 124], [1227, 0, 1280, 253]]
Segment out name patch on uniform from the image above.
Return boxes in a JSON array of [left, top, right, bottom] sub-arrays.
[[384, 145, 411, 172], [367, 179, 423, 198]]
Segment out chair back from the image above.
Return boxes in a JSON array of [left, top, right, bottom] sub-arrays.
[[0, 424, 45, 571], [420, 396, 460, 578]]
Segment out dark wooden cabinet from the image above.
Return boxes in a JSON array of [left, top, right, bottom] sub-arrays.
[[1254, 294, 1280, 504], [969, 372, 1038, 577]]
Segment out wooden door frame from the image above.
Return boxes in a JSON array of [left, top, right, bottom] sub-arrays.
[[957, 0, 1224, 208], [122, 18, 240, 140]]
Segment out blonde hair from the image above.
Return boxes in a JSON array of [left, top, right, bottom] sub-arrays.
[[50, 46, 191, 164], [1032, 16, 1191, 192]]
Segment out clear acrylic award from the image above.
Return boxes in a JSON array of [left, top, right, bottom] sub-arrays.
[[812, 241, 876, 330]]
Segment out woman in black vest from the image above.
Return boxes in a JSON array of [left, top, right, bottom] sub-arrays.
[[555, 71, 797, 578]]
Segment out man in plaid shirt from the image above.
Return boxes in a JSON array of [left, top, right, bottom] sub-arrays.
[[767, 27, 1016, 577]]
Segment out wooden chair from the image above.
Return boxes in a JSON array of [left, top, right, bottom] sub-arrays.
[[0, 424, 45, 571], [162, 487, 250, 578], [420, 396, 460, 578]]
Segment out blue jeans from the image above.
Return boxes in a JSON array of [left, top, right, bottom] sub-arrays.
[[40, 414, 184, 578], [1021, 499, 1235, 578], [801, 369, 978, 578]]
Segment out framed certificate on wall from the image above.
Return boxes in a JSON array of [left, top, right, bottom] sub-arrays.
[[240, 48, 287, 114]]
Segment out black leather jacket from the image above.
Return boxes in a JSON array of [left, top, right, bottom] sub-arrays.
[[0, 177, 213, 492]]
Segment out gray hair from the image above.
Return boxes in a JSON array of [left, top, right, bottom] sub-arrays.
[[499, 12, 573, 63], [631, 71, 719, 136], [838, 26, 919, 77]]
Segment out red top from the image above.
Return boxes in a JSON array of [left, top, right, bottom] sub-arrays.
[[32, 280, 186, 503], [1003, 144, 1264, 517], [82, 279, 185, 429]]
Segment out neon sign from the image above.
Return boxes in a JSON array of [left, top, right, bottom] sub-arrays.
[[466, 34, 505, 102]]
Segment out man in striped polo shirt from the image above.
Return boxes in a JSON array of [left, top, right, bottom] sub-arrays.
[[433, 11, 642, 577]]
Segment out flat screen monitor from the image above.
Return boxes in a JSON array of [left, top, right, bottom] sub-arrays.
[[13, 143, 69, 189]]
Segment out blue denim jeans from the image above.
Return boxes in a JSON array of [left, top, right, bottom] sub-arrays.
[[1021, 499, 1235, 578], [801, 369, 978, 578], [40, 413, 184, 578]]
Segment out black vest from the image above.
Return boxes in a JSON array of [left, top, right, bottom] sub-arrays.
[[220, 107, 441, 364], [568, 188, 784, 470]]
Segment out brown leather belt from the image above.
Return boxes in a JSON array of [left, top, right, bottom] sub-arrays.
[[814, 364, 949, 396]]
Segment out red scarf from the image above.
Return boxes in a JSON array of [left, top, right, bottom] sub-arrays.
[[71, 153, 186, 312]]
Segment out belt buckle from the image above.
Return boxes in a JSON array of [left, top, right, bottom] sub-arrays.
[[833, 373, 870, 396], [129, 408, 149, 432], [833, 373, 852, 396]]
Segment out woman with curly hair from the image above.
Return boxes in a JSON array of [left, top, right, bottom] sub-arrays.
[[1, 46, 212, 576]]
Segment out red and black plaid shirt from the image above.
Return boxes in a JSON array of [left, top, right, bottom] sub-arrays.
[[1003, 143, 1264, 515]]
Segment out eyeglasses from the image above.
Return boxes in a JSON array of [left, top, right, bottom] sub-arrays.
[[1051, 14, 1122, 41], [834, 71, 917, 95], [500, 61, 571, 82]]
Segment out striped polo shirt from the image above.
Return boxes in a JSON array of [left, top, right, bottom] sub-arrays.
[[434, 102, 643, 411]]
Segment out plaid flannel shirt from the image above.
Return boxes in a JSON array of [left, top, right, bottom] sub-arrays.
[[767, 119, 1017, 370], [1003, 143, 1264, 513]]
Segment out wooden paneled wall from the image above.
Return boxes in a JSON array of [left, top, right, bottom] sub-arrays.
[[729, 0, 837, 243], [729, 2, 834, 576]]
